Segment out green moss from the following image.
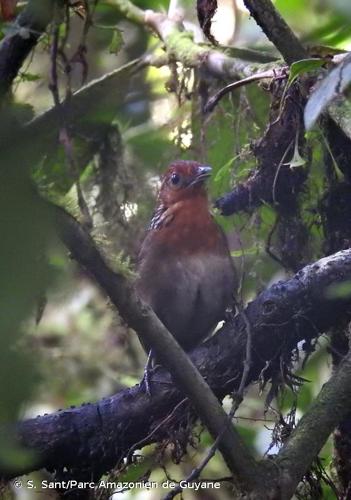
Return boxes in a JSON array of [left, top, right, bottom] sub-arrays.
[[165, 30, 209, 67]]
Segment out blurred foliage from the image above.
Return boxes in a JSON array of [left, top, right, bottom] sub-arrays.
[[1, 0, 351, 498]]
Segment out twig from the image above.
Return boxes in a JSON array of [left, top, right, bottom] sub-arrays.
[[234, 304, 253, 402], [265, 212, 285, 267], [49, 7, 61, 108], [204, 70, 276, 113], [120, 398, 188, 473], [276, 350, 351, 498], [271, 139, 294, 205], [49, 7, 93, 229], [163, 435, 223, 500]]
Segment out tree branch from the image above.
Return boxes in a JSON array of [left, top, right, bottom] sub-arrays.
[[276, 349, 351, 498], [0, 0, 55, 98], [114, 0, 277, 81], [242, 0, 308, 65], [53, 205, 266, 494], [1, 2, 350, 495], [2, 219, 351, 489], [203, 69, 277, 113]]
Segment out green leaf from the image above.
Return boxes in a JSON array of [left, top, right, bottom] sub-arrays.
[[214, 157, 235, 183], [279, 59, 324, 120], [19, 72, 41, 82], [288, 58, 324, 86], [109, 28, 124, 55]]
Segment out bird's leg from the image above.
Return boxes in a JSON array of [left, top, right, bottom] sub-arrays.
[[141, 348, 154, 396]]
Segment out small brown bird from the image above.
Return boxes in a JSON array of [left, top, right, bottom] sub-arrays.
[[136, 160, 236, 363]]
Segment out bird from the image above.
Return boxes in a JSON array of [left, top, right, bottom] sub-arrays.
[[136, 160, 237, 386]]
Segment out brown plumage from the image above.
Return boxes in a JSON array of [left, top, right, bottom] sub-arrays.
[[136, 160, 236, 354]]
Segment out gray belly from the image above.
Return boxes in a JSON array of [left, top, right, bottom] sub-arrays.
[[138, 253, 236, 351]]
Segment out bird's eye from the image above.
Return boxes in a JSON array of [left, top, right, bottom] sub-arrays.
[[170, 172, 182, 187]]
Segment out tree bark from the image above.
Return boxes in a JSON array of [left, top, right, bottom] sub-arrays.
[[2, 248, 351, 484]]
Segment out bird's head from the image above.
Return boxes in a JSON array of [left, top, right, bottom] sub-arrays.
[[159, 160, 212, 206]]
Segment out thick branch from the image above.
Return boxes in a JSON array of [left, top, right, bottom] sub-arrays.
[[276, 351, 351, 498], [53, 206, 265, 493], [25, 59, 142, 145], [115, 0, 277, 81], [3, 234, 351, 485], [0, 0, 55, 97], [115, 0, 305, 73], [243, 0, 307, 65]]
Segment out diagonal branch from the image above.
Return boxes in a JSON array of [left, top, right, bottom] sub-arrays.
[[2, 214, 351, 490], [54, 205, 266, 494], [114, 0, 278, 81], [243, 0, 308, 65], [0, 0, 56, 97], [276, 349, 351, 499]]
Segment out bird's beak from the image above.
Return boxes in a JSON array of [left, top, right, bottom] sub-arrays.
[[192, 165, 212, 185]]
